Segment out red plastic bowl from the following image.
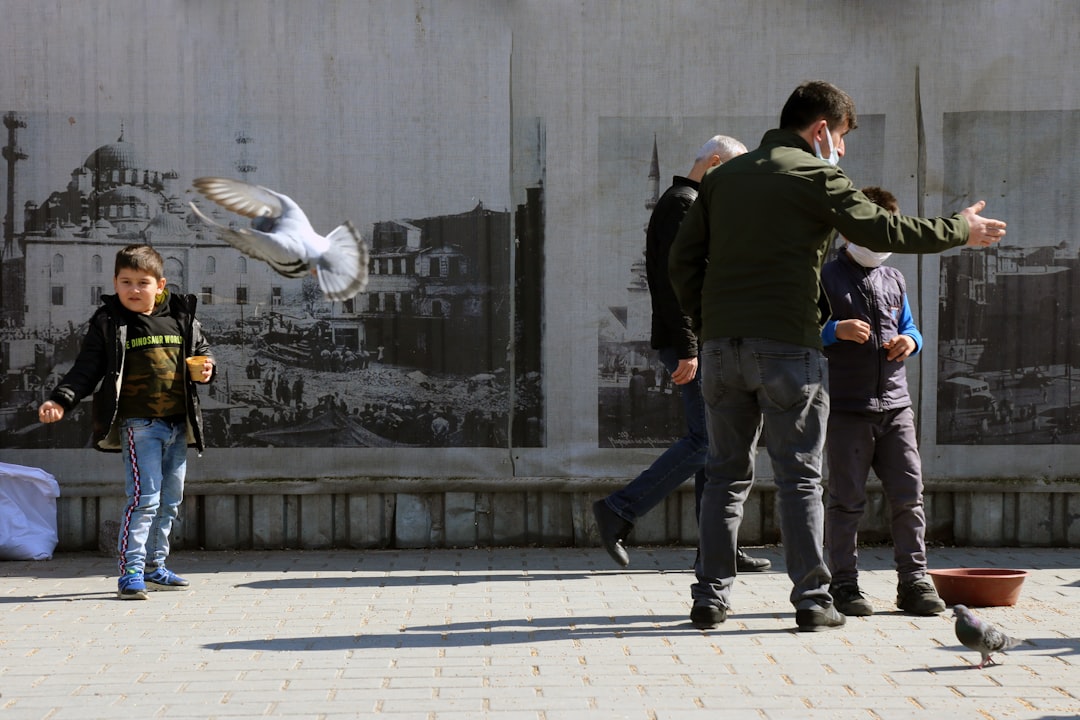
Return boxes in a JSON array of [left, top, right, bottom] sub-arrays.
[[927, 568, 1028, 607]]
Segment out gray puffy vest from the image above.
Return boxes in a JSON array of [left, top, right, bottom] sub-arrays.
[[821, 251, 913, 412]]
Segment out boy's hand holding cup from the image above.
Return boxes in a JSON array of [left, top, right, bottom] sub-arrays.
[[186, 355, 212, 383]]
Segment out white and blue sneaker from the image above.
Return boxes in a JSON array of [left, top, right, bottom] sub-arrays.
[[144, 566, 190, 591], [118, 569, 148, 600]]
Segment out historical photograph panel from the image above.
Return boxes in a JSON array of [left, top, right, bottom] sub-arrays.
[[937, 110, 1080, 445], [0, 111, 544, 449]]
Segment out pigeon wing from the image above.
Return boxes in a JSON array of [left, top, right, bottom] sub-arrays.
[[188, 202, 309, 278], [313, 221, 370, 301], [983, 625, 1023, 654], [955, 617, 984, 651], [192, 177, 284, 220]]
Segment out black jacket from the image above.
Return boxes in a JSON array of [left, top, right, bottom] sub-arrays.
[[646, 176, 699, 358], [48, 292, 215, 452]]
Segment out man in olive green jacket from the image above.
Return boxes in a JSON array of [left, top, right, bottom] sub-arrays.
[[669, 80, 1007, 632]]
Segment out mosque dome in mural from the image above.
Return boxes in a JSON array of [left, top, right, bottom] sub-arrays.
[[84, 136, 145, 173], [84, 218, 116, 241], [144, 211, 191, 238], [89, 186, 159, 223]]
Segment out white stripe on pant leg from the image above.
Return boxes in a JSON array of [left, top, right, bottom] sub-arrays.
[[118, 425, 142, 575]]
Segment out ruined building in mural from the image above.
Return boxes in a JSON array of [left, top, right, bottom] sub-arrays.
[[0, 114, 544, 449], [938, 245, 1080, 445]]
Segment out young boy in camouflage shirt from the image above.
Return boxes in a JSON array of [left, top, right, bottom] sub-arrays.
[[39, 244, 215, 599]]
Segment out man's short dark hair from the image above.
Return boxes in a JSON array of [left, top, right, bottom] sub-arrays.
[[861, 186, 899, 214], [779, 80, 858, 133], [115, 244, 165, 279]]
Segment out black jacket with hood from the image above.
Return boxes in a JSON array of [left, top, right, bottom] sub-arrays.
[[47, 292, 215, 453]]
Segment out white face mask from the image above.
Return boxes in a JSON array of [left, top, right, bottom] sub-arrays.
[[845, 242, 891, 268], [813, 124, 840, 166]]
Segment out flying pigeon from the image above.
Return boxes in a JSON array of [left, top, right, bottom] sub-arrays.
[[952, 604, 1024, 668], [189, 177, 369, 302]]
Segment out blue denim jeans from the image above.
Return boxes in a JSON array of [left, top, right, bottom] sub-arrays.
[[693, 338, 832, 611], [604, 346, 707, 524], [117, 416, 188, 575]]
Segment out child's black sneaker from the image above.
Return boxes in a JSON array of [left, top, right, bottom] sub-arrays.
[[830, 582, 874, 617], [897, 577, 946, 615]]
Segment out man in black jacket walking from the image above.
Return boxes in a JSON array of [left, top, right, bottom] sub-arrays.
[[593, 135, 769, 573]]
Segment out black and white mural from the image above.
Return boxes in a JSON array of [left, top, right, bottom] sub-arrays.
[[0, 114, 545, 450], [937, 110, 1080, 445]]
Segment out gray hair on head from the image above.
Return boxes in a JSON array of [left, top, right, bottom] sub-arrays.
[[695, 135, 747, 163]]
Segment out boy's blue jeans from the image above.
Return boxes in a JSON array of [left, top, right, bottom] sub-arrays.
[[117, 416, 187, 576], [692, 337, 833, 612], [604, 346, 707, 523]]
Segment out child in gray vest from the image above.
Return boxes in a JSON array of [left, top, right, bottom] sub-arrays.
[[820, 186, 946, 617]]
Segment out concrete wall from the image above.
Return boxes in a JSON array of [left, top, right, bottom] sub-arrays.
[[59, 478, 1080, 554], [3, 1, 1080, 550]]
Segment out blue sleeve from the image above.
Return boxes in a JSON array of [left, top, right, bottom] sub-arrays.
[[821, 320, 839, 347], [898, 295, 922, 354]]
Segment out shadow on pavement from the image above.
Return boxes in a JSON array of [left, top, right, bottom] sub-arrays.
[[204, 613, 700, 651], [1022, 635, 1080, 655], [0, 591, 116, 603], [0, 548, 704, 578], [235, 571, 608, 589], [202, 609, 849, 652]]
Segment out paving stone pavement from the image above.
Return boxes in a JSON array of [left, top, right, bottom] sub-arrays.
[[1, 546, 1077, 719]]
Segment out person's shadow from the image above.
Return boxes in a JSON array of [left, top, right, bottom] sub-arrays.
[[203, 609, 818, 652], [205, 613, 698, 652]]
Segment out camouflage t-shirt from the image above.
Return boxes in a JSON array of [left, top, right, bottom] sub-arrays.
[[117, 303, 186, 420]]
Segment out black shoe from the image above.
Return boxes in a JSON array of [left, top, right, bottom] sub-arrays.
[[830, 582, 874, 617], [736, 548, 771, 572], [795, 604, 847, 632], [690, 604, 727, 629], [896, 577, 946, 615], [592, 499, 632, 567]]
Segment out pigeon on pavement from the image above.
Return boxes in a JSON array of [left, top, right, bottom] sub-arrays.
[[190, 177, 368, 302], [952, 604, 1023, 668]]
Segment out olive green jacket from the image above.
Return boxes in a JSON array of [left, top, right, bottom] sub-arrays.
[[669, 128, 969, 350]]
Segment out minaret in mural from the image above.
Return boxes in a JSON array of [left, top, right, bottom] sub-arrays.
[[624, 134, 661, 343], [646, 132, 660, 215], [1, 112, 28, 316], [3, 112, 27, 260]]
